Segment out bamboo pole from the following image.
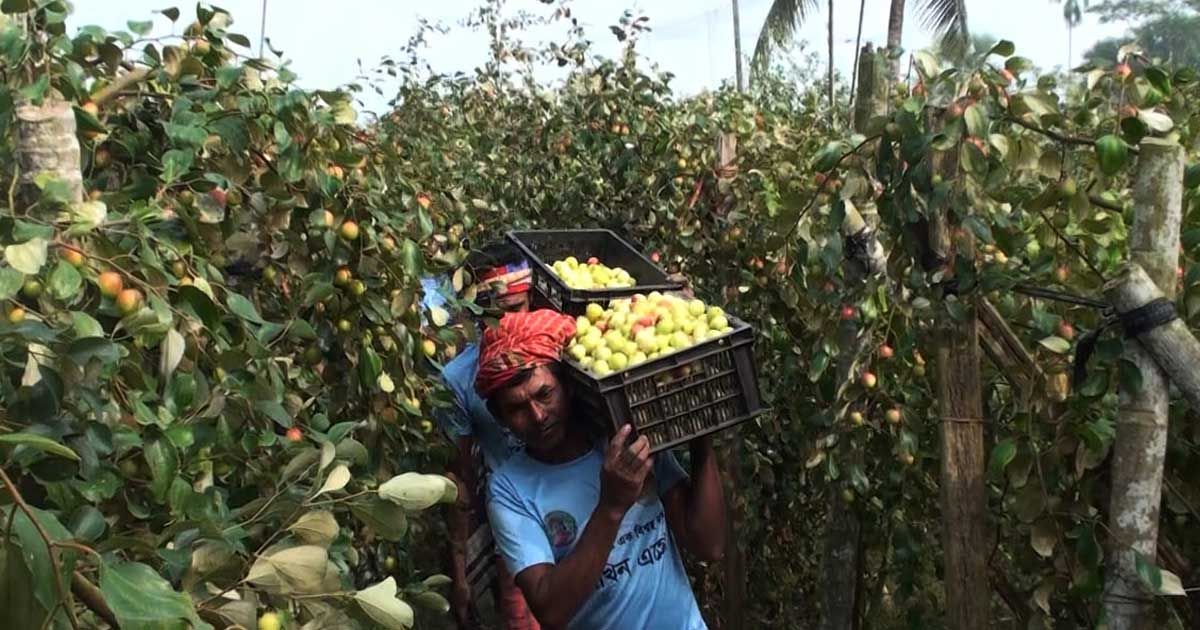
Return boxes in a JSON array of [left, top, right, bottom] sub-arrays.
[[1103, 138, 1185, 630]]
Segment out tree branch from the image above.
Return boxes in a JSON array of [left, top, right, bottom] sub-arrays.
[[72, 571, 120, 629], [0, 467, 81, 629], [91, 67, 152, 106]]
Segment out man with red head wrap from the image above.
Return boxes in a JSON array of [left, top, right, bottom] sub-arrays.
[[478, 310, 728, 630]]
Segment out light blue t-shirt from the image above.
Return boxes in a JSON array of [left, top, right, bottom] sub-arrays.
[[437, 343, 525, 471], [487, 447, 708, 630]]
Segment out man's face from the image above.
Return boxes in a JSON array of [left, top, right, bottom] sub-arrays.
[[495, 290, 530, 314], [492, 365, 570, 455]]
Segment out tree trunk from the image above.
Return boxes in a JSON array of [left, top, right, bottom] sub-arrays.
[[848, 0, 868, 109], [886, 0, 906, 79], [14, 96, 85, 210], [731, 0, 745, 92], [827, 0, 835, 121], [1103, 138, 1185, 630], [820, 47, 889, 630]]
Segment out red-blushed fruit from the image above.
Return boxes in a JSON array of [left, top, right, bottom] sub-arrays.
[[849, 411, 864, 426], [899, 452, 915, 466], [208, 188, 227, 207], [285, 427, 303, 442], [339, 220, 359, 241], [115, 288, 143, 315], [879, 344, 894, 359], [1058, 321, 1076, 341], [860, 372, 877, 388], [1178, 266, 1185, 281], [886, 408, 902, 425], [326, 164, 344, 180], [1119, 105, 1138, 119], [334, 267, 352, 286], [416, 193, 432, 209], [1000, 68, 1015, 85], [62, 246, 85, 267], [381, 235, 397, 252], [1055, 265, 1070, 283], [1114, 63, 1132, 80], [650, 251, 661, 263], [947, 101, 965, 118], [587, 257, 600, 265], [323, 210, 335, 227], [7, 306, 26, 324], [81, 101, 99, 116], [840, 305, 856, 320], [98, 271, 123, 297]]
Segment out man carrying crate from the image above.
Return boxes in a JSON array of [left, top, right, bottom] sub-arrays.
[[475, 309, 726, 629], [434, 242, 541, 630]]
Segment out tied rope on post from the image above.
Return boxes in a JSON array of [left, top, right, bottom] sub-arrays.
[[1072, 297, 1178, 387]]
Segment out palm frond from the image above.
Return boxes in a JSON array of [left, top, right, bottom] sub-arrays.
[[915, 0, 969, 51], [751, 0, 820, 74]]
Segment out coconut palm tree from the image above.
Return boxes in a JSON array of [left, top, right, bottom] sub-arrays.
[[752, 0, 970, 82]]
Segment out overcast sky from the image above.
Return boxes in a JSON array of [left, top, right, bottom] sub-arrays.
[[77, 1, 1130, 114]]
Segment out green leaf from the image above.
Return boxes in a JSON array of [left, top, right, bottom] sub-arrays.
[[988, 40, 1015, 57], [1137, 109, 1173, 133], [964, 104, 988, 138], [963, 216, 994, 244], [144, 438, 178, 501], [1145, 67, 1171, 96], [1095, 135, 1129, 176], [47, 261, 82, 301], [1, 0, 35, 14], [70, 312, 105, 338], [1135, 552, 1163, 592], [1119, 359, 1144, 392], [176, 285, 220, 329], [225, 292, 264, 324], [0, 267, 22, 300], [813, 141, 847, 172], [255, 400, 293, 428], [2, 505, 77, 618], [988, 439, 1016, 477], [1037, 336, 1071, 354], [100, 561, 201, 630], [410, 591, 450, 614], [0, 432, 79, 461], [4, 237, 48, 274], [354, 577, 415, 630], [350, 498, 409, 541], [160, 149, 194, 183], [65, 337, 122, 366]]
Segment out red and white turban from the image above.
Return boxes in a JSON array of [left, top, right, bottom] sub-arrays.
[[475, 309, 576, 398]]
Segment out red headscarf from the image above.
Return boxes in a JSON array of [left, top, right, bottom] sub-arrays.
[[475, 309, 576, 398]]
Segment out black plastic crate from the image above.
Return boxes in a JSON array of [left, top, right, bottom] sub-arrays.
[[506, 229, 682, 316], [564, 316, 766, 453]]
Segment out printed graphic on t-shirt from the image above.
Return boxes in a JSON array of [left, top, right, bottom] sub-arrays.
[[543, 510, 578, 549]]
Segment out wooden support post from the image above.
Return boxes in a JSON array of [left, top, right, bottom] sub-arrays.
[[927, 122, 989, 630], [716, 130, 747, 630], [1105, 264, 1200, 415], [1103, 138, 1185, 630]]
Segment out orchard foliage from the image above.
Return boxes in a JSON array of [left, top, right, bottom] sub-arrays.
[[2, 1, 1200, 629]]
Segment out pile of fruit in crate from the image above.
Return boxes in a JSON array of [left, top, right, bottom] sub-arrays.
[[549, 256, 636, 290], [564, 291, 734, 376]]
